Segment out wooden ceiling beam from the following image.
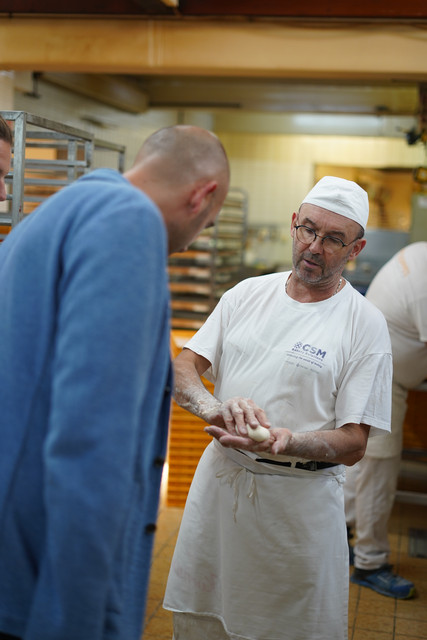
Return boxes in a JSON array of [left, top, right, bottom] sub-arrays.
[[42, 73, 149, 113], [2, 0, 427, 19], [1, 18, 427, 82], [0, 0, 175, 15], [179, 0, 427, 19]]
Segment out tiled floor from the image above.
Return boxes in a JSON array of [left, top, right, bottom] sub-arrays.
[[142, 461, 427, 640]]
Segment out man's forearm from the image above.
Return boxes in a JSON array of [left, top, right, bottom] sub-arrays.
[[206, 422, 370, 465], [271, 423, 370, 465], [173, 368, 222, 424]]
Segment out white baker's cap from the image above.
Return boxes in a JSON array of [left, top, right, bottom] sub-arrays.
[[300, 176, 369, 231]]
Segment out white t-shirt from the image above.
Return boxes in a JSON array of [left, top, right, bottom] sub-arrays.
[[366, 241, 427, 389], [186, 271, 392, 461]]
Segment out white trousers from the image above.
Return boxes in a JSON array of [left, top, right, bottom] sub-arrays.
[[344, 454, 401, 570], [344, 380, 407, 570]]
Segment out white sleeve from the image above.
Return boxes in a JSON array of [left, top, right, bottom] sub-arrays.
[[335, 351, 393, 437], [184, 294, 233, 382], [409, 295, 427, 343]]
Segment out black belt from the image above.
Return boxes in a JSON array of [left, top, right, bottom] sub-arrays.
[[255, 458, 338, 471]]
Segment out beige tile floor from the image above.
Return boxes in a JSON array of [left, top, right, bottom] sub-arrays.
[[142, 463, 427, 640]]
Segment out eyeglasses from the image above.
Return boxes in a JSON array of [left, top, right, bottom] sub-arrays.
[[294, 224, 359, 254]]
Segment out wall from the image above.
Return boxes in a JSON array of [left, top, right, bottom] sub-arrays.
[[217, 131, 425, 266], [9, 77, 427, 268], [13, 81, 179, 170]]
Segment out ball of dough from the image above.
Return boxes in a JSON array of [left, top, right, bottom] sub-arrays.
[[247, 424, 270, 442]]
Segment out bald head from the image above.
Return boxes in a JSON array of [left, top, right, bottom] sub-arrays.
[[125, 125, 230, 254], [133, 124, 229, 187]]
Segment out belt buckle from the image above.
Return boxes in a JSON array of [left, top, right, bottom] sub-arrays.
[[296, 460, 317, 471]]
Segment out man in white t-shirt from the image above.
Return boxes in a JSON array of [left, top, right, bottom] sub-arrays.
[[344, 242, 427, 600], [163, 176, 393, 640]]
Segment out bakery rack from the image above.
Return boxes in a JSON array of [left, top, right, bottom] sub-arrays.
[[0, 110, 125, 239], [168, 188, 248, 330]]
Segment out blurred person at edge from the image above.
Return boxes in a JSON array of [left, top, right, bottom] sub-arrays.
[[345, 242, 427, 600], [0, 114, 12, 202], [163, 176, 393, 640], [0, 117, 229, 640]]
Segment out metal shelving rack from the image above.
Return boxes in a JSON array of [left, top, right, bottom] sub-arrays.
[[168, 188, 248, 330], [0, 111, 125, 236]]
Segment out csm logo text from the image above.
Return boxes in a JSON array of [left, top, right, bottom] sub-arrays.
[[291, 341, 326, 359]]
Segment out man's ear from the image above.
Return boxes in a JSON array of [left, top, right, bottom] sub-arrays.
[[189, 180, 218, 215], [348, 238, 367, 261], [290, 212, 297, 236]]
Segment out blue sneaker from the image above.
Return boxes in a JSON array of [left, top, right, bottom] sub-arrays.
[[351, 564, 415, 599]]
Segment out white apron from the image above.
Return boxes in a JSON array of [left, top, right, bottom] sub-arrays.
[[164, 441, 348, 640]]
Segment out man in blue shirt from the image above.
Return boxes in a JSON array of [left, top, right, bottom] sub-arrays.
[[0, 117, 229, 640]]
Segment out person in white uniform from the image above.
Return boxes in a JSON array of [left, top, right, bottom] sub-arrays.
[[344, 242, 427, 600], [163, 176, 392, 640]]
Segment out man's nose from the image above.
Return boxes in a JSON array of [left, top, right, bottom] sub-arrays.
[[308, 235, 324, 252]]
